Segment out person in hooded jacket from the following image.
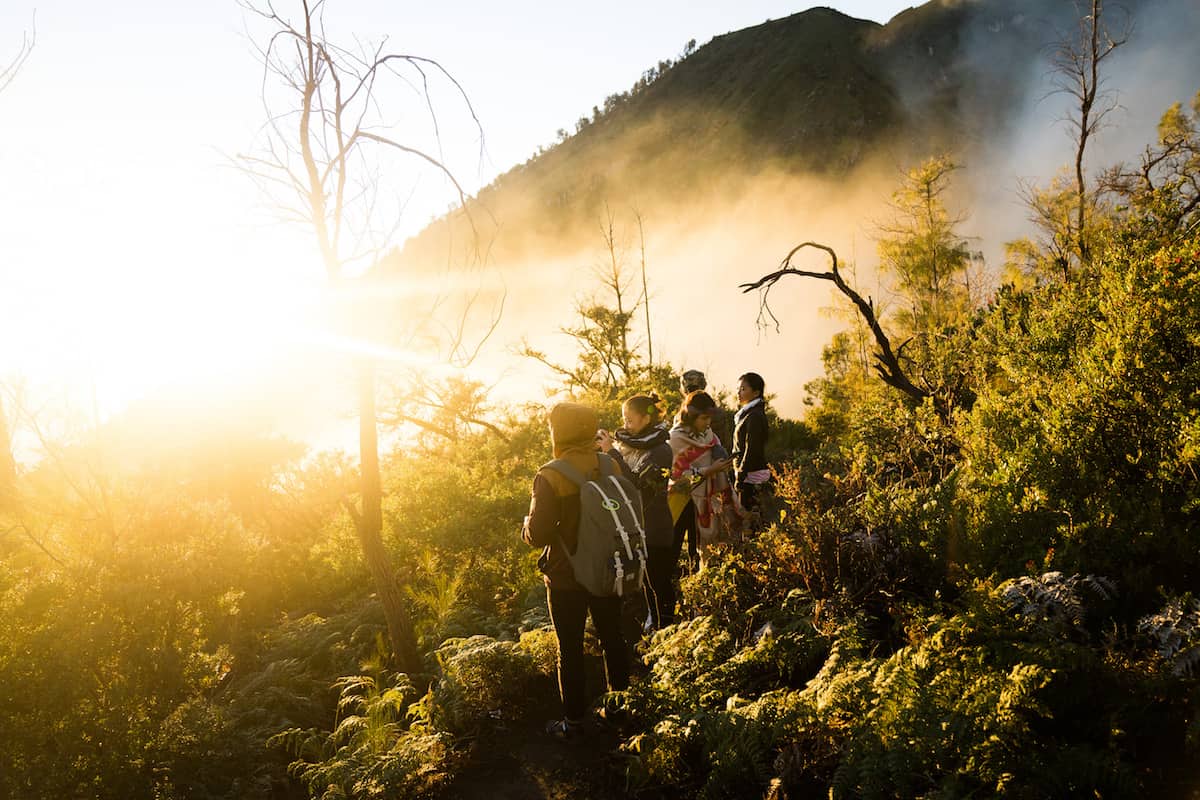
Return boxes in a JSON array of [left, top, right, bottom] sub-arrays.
[[522, 402, 630, 738], [600, 393, 676, 629]]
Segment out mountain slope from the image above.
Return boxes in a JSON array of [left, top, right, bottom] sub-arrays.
[[378, 0, 1198, 422], [392, 0, 1067, 269]]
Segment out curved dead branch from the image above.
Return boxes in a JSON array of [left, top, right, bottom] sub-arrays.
[[740, 241, 930, 405], [0, 14, 34, 96]]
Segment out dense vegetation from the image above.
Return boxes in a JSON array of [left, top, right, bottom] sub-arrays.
[[4, 21, 1200, 800]]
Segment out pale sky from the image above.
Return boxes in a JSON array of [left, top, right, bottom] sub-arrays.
[[0, 1, 915, 431]]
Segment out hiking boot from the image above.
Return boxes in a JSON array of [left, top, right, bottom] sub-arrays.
[[545, 717, 585, 740], [594, 704, 629, 728]]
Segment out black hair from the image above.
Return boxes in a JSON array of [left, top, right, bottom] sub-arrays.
[[678, 390, 717, 428], [739, 372, 765, 399], [623, 392, 663, 423]]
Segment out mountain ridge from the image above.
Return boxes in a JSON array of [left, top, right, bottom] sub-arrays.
[[391, 0, 1061, 271]]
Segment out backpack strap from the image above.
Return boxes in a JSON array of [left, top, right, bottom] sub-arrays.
[[607, 475, 648, 562], [606, 474, 637, 511], [592, 480, 636, 561], [544, 453, 618, 486], [597, 452, 617, 478], [542, 458, 590, 487]]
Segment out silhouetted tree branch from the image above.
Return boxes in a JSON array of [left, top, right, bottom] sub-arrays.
[[634, 208, 653, 366], [0, 23, 34, 501], [740, 241, 930, 406], [1050, 0, 1130, 272], [0, 14, 34, 96], [0, 396, 15, 502], [381, 374, 510, 443], [1101, 90, 1200, 236]]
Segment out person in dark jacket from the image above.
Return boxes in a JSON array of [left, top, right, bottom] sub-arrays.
[[602, 393, 676, 629], [522, 402, 629, 738], [732, 372, 770, 520]]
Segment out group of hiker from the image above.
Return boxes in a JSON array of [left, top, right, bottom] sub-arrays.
[[521, 369, 770, 737]]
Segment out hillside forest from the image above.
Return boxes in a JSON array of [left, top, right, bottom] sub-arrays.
[[3, 1, 1200, 798]]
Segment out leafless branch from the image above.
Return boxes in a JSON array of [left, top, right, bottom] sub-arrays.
[[634, 207, 653, 366], [0, 13, 34, 96], [3, 523, 67, 569], [740, 241, 931, 406], [516, 340, 591, 389], [1048, 0, 1131, 269]]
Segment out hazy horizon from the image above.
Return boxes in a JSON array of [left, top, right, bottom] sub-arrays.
[[3, 0, 1198, 458]]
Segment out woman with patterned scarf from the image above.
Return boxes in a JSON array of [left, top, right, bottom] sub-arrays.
[[668, 390, 743, 569]]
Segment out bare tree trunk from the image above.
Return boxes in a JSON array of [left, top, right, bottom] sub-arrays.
[[241, 1, 485, 672], [0, 399, 16, 504], [352, 362, 420, 674], [1074, 0, 1100, 268], [2, 26, 34, 503], [1051, 0, 1127, 275], [600, 206, 632, 382], [0, 18, 34, 96], [635, 210, 653, 367]]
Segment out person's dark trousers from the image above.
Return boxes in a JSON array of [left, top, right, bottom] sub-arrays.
[[547, 587, 629, 720], [738, 482, 759, 514], [672, 499, 698, 574], [738, 481, 770, 531], [643, 545, 676, 628]]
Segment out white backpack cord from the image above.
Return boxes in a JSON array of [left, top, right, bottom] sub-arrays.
[[593, 482, 635, 561], [607, 476, 649, 561], [607, 476, 640, 526]]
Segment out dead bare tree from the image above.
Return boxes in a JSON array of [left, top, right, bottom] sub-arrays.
[[598, 204, 634, 375], [634, 208, 653, 367], [1050, 0, 1129, 271], [239, 0, 488, 674], [1, 19, 34, 503], [0, 14, 34, 96], [741, 242, 932, 409], [0, 395, 16, 505]]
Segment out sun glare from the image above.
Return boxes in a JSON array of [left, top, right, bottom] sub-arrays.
[[3, 244, 325, 422], [119, 282, 313, 381]]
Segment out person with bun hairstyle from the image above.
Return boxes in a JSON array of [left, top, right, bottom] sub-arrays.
[[678, 369, 733, 463], [668, 390, 741, 569], [600, 392, 676, 629], [523, 402, 630, 738], [732, 372, 770, 520]]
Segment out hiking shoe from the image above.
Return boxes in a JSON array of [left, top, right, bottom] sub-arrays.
[[595, 705, 629, 728], [545, 717, 585, 740]]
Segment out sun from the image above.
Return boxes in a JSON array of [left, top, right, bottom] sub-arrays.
[[1, 230, 327, 423]]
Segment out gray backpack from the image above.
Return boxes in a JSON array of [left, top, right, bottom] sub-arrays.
[[543, 454, 648, 597]]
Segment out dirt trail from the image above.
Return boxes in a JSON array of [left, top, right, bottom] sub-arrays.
[[442, 710, 631, 800], [443, 613, 662, 799]]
